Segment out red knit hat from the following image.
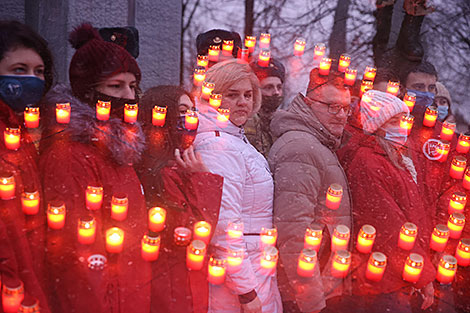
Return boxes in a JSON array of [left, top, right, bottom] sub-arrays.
[[68, 23, 141, 101]]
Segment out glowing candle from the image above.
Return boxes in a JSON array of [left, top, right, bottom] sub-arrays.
[[47, 201, 66, 230], [185, 110, 199, 131], [141, 233, 161, 261], [455, 238, 470, 266], [399, 114, 414, 136], [430, 224, 450, 252], [238, 48, 250, 63], [193, 221, 212, 245], [187, 240, 207, 270], [24, 107, 40, 128], [197, 55, 209, 68], [227, 249, 244, 273], [440, 121, 456, 141], [18, 296, 39, 313], [403, 92, 416, 112], [398, 222, 418, 250], [96, 100, 111, 121], [319, 58, 332, 76], [293, 38, 306, 57], [85, 185, 103, 211], [363, 66, 377, 82], [148, 207, 166, 232], [386, 81, 400, 96], [208, 257, 227, 285], [111, 193, 128, 221], [124, 103, 138, 124], [326, 183, 343, 210], [106, 227, 124, 253], [463, 169, 470, 190], [331, 225, 350, 252], [245, 36, 256, 53], [313, 43, 326, 60], [56, 102, 71, 124], [448, 191, 466, 214], [402, 253, 424, 283], [260, 246, 278, 276], [208, 45, 220, 62], [201, 81, 215, 101], [193, 67, 206, 87], [216, 108, 230, 127], [448, 212, 465, 239], [338, 54, 351, 72], [297, 248, 317, 277], [304, 223, 323, 252], [436, 140, 450, 163], [366, 252, 387, 282], [436, 255, 457, 284], [2, 279, 24, 313], [258, 49, 271, 67], [344, 68, 357, 86], [77, 216, 96, 245], [449, 156, 466, 179], [260, 226, 278, 247], [259, 33, 271, 49], [226, 221, 244, 243], [0, 173, 15, 200], [209, 93, 222, 109], [457, 133, 470, 154], [174, 226, 192, 246], [360, 80, 373, 96], [423, 106, 437, 127], [4, 127, 20, 150], [356, 224, 376, 254], [222, 40, 234, 56], [152, 106, 167, 127], [21, 190, 40, 215], [331, 250, 351, 278]]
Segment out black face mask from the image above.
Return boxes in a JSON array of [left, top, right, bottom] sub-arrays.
[[261, 95, 284, 113], [91, 91, 138, 119]]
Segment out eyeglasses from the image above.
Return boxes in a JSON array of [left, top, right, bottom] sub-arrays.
[[306, 97, 351, 116]]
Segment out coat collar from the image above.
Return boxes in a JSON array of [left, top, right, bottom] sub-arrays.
[[198, 108, 247, 141]]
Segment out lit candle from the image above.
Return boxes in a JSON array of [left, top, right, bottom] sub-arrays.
[[436, 255, 457, 285], [106, 227, 124, 253], [222, 40, 234, 56], [399, 114, 414, 136], [4, 127, 20, 150], [463, 169, 470, 190], [245, 36, 256, 53], [152, 106, 167, 127], [77, 216, 96, 245], [141, 233, 161, 261], [186, 240, 207, 270], [331, 250, 351, 278], [260, 246, 278, 276], [185, 110, 199, 131], [457, 132, 470, 154], [85, 185, 103, 211], [260, 226, 278, 247], [237, 48, 250, 63], [338, 54, 351, 72], [111, 193, 128, 221], [293, 38, 306, 57], [201, 81, 215, 101], [448, 191, 466, 214], [47, 201, 66, 230], [193, 221, 212, 245], [449, 156, 466, 180], [331, 225, 350, 252], [297, 248, 317, 277], [365, 252, 387, 282], [403, 92, 416, 112], [363, 66, 377, 82], [0, 173, 15, 200], [56, 102, 71, 124], [18, 296, 39, 313], [360, 80, 373, 96], [193, 67, 206, 87], [356, 224, 376, 254], [430, 224, 450, 252], [386, 81, 400, 96], [258, 49, 271, 67], [436, 140, 450, 163], [21, 190, 40, 215], [216, 108, 230, 127], [304, 223, 323, 252], [174, 226, 192, 246], [96, 100, 111, 121], [440, 121, 456, 141], [24, 107, 40, 128], [455, 238, 470, 266], [402, 253, 424, 283], [2, 279, 24, 313], [209, 93, 222, 109], [448, 212, 465, 239], [259, 33, 271, 49], [226, 221, 244, 243], [423, 106, 437, 127], [197, 55, 209, 68], [208, 257, 227, 285], [124, 103, 138, 124], [227, 249, 244, 273], [318, 58, 332, 76], [326, 183, 343, 210], [313, 43, 326, 60], [208, 45, 220, 62], [148, 207, 166, 233], [344, 68, 357, 86], [398, 222, 418, 250]]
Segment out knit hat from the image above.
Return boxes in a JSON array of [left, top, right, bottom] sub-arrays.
[[68, 23, 141, 102], [196, 29, 242, 58], [435, 82, 451, 106], [360, 90, 409, 133], [250, 58, 286, 83]]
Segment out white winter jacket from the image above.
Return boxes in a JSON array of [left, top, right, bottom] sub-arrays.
[[194, 109, 282, 313]]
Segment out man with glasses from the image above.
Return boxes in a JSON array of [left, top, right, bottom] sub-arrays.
[[268, 68, 352, 313]]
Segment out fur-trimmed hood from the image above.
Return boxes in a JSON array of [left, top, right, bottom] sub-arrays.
[[44, 84, 145, 165]]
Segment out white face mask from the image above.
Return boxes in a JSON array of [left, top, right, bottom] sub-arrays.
[[381, 125, 408, 146]]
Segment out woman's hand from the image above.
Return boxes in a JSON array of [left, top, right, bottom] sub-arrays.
[[240, 296, 262, 313], [420, 282, 434, 310], [175, 145, 209, 173]]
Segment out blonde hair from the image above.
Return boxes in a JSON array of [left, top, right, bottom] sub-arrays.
[[205, 59, 262, 116]]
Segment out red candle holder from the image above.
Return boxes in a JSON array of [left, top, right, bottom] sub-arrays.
[[448, 191, 466, 214], [18, 296, 39, 313], [201, 81, 215, 101], [208, 45, 220, 62], [47, 201, 66, 230], [304, 223, 323, 252], [77, 216, 96, 245], [398, 222, 418, 250], [106, 227, 125, 253], [403, 253, 423, 283], [360, 80, 373, 96], [297, 248, 317, 277], [111, 193, 128, 221], [430, 224, 450, 252], [440, 121, 456, 141], [338, 54, 351, 72], [193, 67, 206, 87], [2, 278, 24, 313], [436, 255, 457, 284], [449, 155, 466, 179], [185, 110, 199, 130], [197, 55, 209, 68], [21, 189, 40, 215], [403, 92, 416, 112], [313, 43, 326, 60], [24, 107, 40, 128], [222, 40, 234, 56], [319, 58, 332, 76], [148, 207, 166, 232], [331, 225, 350, 252], [244, 35, 256, 53], [124, 103, 138, 124], [366, 252, 387, 282], [4, 127, 21, 150], [386, 81, 400, 96], [436, 140, 450, 163], [258, 49, 271, 67], [193, 221, 212, 245], [457, 132, 470, 154], [152, 106, 167, 127], [96, 100, 111, 121], [187, 240, 207, 270], [363, 66, 377, 82], [463, 168, 470, 190], [399, 114, 414, 136], [455, 238, 470, 266], [356, 224, 376, 254], [141, 233, 161, 261], [237, 48, 250, 63], [56, 102, 71, 124], [227, 249, 244, 273], [174, 226, 192, 246], [448, 212, 465, 239], [293, 38, 306, 57], [331, 250, 351, 278], [226, 221, 244, 244], [216, 108, 230, 127], [85, 185, 103, 211], [208, 257, 227, 284], [260, 226, 277, 247], [0, 173, 15, 200], [423, 106, 437, 127], [260, 246, 278, 276], [326, 183, 343, 210], [259, 33, 271, 49], [209, 93, 222, 109], [344, 68, 357, 86]]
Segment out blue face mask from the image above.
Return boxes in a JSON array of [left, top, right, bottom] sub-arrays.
[[383, 125, 408, 146], [0, 75, 45, 112], [407, 89, 434, 118], [437, 106, 449, 121]]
